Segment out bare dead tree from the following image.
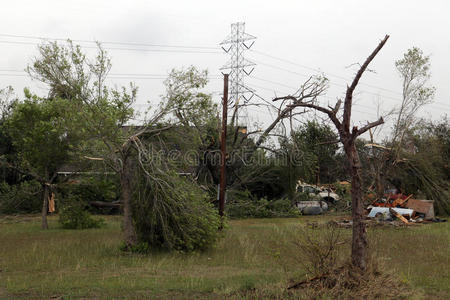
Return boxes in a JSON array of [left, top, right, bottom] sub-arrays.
[[254, 76, 328, 150], [273, 35, 389, 271]]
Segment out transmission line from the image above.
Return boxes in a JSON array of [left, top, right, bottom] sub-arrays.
[[0, 33, 217, 50]]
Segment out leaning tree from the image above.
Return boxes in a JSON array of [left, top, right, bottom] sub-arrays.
[[273, 35, 390, 271]]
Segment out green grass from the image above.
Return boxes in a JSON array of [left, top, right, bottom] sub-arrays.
[[0, 214, 449, 299]]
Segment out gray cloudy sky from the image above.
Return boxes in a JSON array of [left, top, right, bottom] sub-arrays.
[[1, 0, 449, 139]]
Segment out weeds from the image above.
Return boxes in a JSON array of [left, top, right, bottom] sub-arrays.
[[288, 224, 417, 299]]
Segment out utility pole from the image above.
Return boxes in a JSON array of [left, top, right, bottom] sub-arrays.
[[219, 74, 229, 218]]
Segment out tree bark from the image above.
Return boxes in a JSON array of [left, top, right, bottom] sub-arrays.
[[120, 156, 137, 247], [344, 141, 367, 270], [41, 183, 49, 230]]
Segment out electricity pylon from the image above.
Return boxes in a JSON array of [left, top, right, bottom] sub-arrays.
[[220, 22, 256, 127]]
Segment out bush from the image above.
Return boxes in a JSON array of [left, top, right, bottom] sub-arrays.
[[292, 191, 313, 203], [58, 194, 105, 229], [132, 171, 221, 252], [226, 189, 299, 218], [0, 180, 42, 214], [58, 175, 120, 214]]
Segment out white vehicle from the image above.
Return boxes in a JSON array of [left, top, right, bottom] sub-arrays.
[[296, 182, 340, 203]]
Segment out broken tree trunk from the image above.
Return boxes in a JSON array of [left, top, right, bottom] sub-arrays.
[[345, 141, 368, 270], [273, 35, 389, 271]]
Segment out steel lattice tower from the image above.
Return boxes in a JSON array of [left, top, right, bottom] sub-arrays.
[[220, 22, 256, 126]]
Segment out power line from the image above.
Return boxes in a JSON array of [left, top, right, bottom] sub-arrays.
[[2, 32, 448, 108], [0, 70, 222, 81], [247, 77, 449, 115], [253, 59, 450, 110], [0, 33, 218, 50], [251, 49, 450, 106], [250, 49, 404, 96], [0, 40, 221, 54], [1, 33, 448, 110]]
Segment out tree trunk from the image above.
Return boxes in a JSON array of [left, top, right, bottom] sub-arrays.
[[41, 184, 49, 230], [120, 156, 137, 247], [345, 142, 367, 270]]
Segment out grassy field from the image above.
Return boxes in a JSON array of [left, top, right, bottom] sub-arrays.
[[0, 214, 449, 299]]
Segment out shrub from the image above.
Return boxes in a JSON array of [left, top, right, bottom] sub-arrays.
[[58, 194, 105, 229], [58, 175, 120, 214], [292, 191, 313, 203], [0, 180, 42, 214], [226, 189, 299, 218], [132, 171, 221, 252]]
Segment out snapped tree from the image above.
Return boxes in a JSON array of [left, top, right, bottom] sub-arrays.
[[273, 35, 390, 271]]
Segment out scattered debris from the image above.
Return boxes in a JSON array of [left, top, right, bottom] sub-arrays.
[[367, 194, 445, 225], [405, 199, 435, 220], [388, 208, 409, 224], [328, 219, 410, 228], [368, 207, 413, 218]]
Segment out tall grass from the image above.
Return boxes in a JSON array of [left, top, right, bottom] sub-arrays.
[[0, 215, 448, 299]]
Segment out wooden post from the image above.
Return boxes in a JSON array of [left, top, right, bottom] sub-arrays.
[[219, 74, 229, 217]]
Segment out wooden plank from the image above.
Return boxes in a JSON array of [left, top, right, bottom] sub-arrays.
[[389, 208, 409, 224]]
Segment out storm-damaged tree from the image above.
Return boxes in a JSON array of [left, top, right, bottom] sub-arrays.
[[392, 47, 435, 153], [25, 41, 221, 250], [273, 35, 390, 271], [19, 42, 161, 241], [370, 47, 435, 199], [201, 75, 329, 193]]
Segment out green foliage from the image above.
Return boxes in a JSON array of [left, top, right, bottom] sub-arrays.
[[4, 94, 75, 179], [0, 87, 16, 174], [160, 66, 220, 173], [26, 41, 137, 167], [291, 120, 339, 184], [389, 118, 450, 215], [392, 47, 435, 146], [332, 181, 350, 198], [234, 150, 286, 200], [226, 189, 299, 219], [292, 191, 314, 203], [132, 170, 221, 252], [254, 121, 340, 202], [59, 175, 119, 213], [0, 180, 42, 214], [58, 194, 105, 229]]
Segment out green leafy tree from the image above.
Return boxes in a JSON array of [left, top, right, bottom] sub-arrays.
[[392, 47, 435, 153], [368, 47, 436, 199], [3, 91, 77, 228], [0, 86, 17, 184], [292, 121, 339, 184]]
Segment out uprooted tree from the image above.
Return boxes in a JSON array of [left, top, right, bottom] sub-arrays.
[[273, 35, 390, 271]]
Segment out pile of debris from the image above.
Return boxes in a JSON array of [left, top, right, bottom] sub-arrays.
[[366, 193, 446, 225], [328, 194, 446, 228]]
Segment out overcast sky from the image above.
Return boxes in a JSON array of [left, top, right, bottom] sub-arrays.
[[1, 0, 449, 140]]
